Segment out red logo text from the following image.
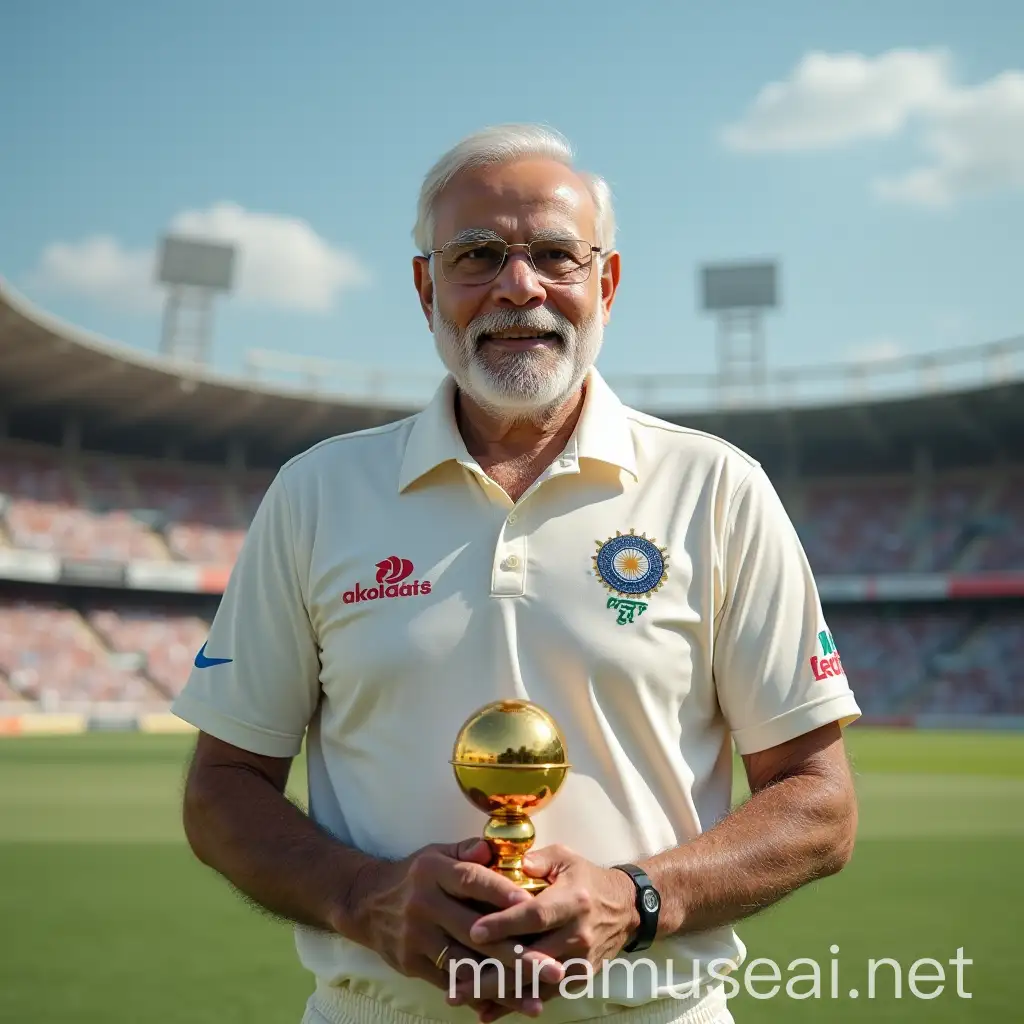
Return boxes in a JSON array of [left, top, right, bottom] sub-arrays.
[[810, 652, 845, 681], [343, 555, 431, 605]]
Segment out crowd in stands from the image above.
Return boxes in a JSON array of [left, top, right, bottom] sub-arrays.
[[2, 443, 1021, 573], [0, 445, 267, 566], [0, 444, 1021, 715], [88, 605, 211, 699], [924, 611, 1024, 715], [794, 469, 1024, 574], [0, 595, 1018, 716], [0, 598, 166, 707]]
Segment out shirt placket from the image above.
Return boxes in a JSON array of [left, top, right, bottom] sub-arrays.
[[489, 444, 580, 598]]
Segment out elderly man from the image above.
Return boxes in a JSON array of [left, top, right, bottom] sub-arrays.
[[173, 124, 860, 1024]]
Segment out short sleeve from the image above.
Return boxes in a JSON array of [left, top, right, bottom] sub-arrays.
[[712, 465, 860, 756], [171, 470, 321, 758]]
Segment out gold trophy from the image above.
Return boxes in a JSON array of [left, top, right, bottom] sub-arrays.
[[451, 699, 570, 893]]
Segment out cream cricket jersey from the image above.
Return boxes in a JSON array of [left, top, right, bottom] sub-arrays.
[[172, 368, 860, 1023]]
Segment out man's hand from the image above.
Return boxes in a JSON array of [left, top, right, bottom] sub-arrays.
[[342, 838, 560, 1017], [448, 844, 639, 1015]]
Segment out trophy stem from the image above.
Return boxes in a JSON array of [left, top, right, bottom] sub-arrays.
[[483, 811, 548, 893]]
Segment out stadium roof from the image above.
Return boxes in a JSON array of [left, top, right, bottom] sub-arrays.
[[0, 278, 419, 464], [1, 277, 1022, 474]]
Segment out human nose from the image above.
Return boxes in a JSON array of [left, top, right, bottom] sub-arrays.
[[490, 247, 547, 306]]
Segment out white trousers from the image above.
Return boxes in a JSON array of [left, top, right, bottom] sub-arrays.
[[301, 984, 735, 1024]]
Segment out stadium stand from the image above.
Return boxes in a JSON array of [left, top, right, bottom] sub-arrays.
[[3, 446, 1022, 574], [1, 595, 1019, 716], [826, 608, 971, 717], [0, 597, 164, 707], [0, 277, 1021, 723], [0, 446, 166, 561], [973, 472, 1024, 571], [0, 442, 263, 565], [0, 674, 25, 702], [87, 604, 212, 699], [794, 469, 1024, 575], [927, 608, 1024, 715]]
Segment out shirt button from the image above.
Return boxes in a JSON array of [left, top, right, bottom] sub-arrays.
[[508, 513, 517, 524], [506, 555, 520, 568]]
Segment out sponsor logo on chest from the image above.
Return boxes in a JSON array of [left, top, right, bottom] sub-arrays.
[[342, 555, 432, 605]]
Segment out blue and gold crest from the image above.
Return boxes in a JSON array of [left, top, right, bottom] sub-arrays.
[[592, 530, 668, 625]]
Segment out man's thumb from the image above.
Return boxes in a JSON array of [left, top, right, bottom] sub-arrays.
[[522, 846, 559, 877], [444, 837, 492, 863]]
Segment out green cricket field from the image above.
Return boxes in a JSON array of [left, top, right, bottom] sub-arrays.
[[1, 727, 1021, 1022]]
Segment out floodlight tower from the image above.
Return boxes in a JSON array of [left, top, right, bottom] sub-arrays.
[[157, 235, 237, 364], [699, 261, 779, 398]]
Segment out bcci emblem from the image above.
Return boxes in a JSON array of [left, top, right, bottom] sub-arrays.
[[592, 530, 669, 625]]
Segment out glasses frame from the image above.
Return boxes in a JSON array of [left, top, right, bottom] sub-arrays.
[[428, 237, 603, 286]]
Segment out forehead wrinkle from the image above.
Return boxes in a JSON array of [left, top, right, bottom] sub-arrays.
[[434, 170, 595, 248]]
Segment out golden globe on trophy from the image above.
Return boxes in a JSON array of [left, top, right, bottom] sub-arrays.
[[450, 699, 570, 893]]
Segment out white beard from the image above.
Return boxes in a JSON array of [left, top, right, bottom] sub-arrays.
[[431, 298, 604, 420]]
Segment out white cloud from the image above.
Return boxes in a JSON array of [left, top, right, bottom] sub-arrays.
[[169, 202, 369, 311], [24, 203, 369, 313], [873, 70, 1024, 206], [847, 339, 905, 364], [721, 49, 951, 151], [27, 235, 161, 313], [722, 49, 1024, 206]]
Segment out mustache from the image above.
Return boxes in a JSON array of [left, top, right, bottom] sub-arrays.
[[467, 308, 572, 345]]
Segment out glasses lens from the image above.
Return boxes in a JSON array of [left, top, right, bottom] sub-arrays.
[[530, 239, 593, 282], [441, 240, 506, 283]]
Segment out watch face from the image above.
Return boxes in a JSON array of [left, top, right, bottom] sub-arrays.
[[642, 888, 660, 913]]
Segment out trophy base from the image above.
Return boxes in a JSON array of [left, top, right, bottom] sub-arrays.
[[514, 874, 549, 894], [492, 866, 549, 894]]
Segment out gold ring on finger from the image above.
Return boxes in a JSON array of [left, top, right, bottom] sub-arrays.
[[434, 943, 451, 971]]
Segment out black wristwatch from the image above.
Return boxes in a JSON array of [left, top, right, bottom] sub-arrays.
[[613, 863, 660, 953]]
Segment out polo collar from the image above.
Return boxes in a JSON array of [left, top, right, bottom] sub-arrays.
[[573, 366, 638, 480], [397, 366, 637, 493], [398, 374, 473, 492]]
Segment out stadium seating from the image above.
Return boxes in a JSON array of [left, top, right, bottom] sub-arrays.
[[0, 443, 269, 565], [791, 470, 1023, 574], [0, 592, 1018, 716], [88, 605, 212, 699], [0, 449, 167, 561], [0, 598, 165, 706], [131, 465, 248, 563], [798, 477, 918, 573], [926, 610, 1024, 715], [0, 445, 1021, 717], [0, 675, 25, 701], [827, 608, 972, 716], [2, 445, 1022, 573], [827, 606, 1024, 717], [972, 472, 1024, 572]]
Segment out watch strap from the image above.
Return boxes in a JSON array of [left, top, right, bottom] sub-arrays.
[[613, 863, 659, 953]]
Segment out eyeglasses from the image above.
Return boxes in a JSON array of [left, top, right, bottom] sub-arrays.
[[428, 237, 602, 285]]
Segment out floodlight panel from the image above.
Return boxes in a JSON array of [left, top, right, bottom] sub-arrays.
[[701, 262, 777, 311], [158, 236, 236, 291]]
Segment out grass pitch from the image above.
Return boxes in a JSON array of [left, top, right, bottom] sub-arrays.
[[1, 728, 1021, 1022]]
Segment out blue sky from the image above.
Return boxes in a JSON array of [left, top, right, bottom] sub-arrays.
[[2, 0, 1022, 403]]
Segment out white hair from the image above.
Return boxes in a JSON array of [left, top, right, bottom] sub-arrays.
[[412, 123, 616, 256]]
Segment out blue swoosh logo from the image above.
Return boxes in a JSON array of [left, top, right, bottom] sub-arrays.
[[194, 642, 232, 668]]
